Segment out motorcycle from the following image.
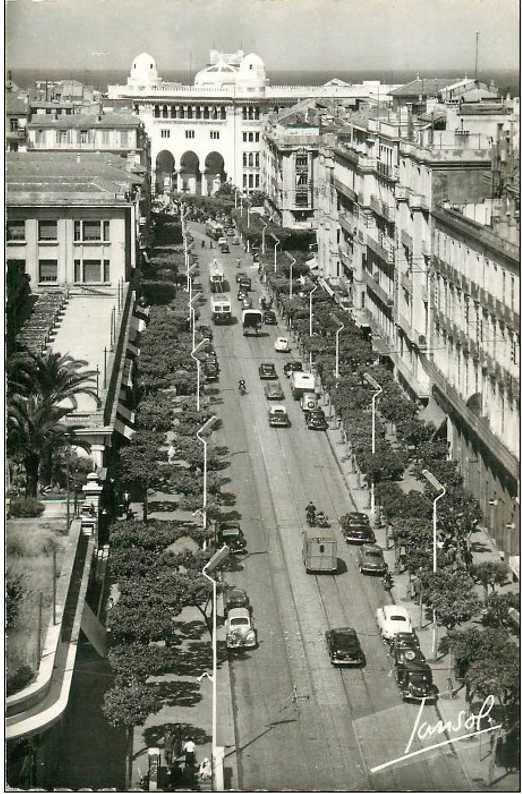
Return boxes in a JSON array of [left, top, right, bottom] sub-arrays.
[[238, 381, 247, 395], [383, 571, 393, 591], [306, 510, 316, 527]]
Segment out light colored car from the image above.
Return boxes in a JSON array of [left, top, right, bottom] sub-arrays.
[[376, 605, 413, 641], [274, 336, 290, 353], [225, 607, 257, 650], [268, 405, 290, 427], [358, 544, 387, 574], [264, 381, 285, 400], [300, 392, 318, 413]]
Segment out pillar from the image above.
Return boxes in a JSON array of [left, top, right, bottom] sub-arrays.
[[90, 444, 105, 471], [81, 471, 104, 546]]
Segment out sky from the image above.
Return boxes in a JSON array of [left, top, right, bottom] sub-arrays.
[[4, 0, 520, 74]]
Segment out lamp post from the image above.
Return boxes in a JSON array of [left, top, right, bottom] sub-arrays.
[[189, 292, 202, 349], [191, 337, 210, 412], [197, 415, 219, 534], [201, 545, 231, 791], [363, 373, 383, 527], [285, 251, 295, 300], [335, 321, 345, 380], [260, 218, 268, 255], [186, 262, 197, 314], [270, 233, 280, 274], [422, 469, 446, 660], [308, 284, 318, 372], [185, 242, 195, 292]]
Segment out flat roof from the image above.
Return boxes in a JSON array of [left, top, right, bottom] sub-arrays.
[[27, 112, 141, 130], [6, 151, 143, 207]]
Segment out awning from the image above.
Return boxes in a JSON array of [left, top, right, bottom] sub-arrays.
[[114, 417, 135, 441], [418, 397, 447, 435], [319, 277, 335, 298], [117, 404, 136, 424], [122, 359, 134, 388], [126, 341, 140, 358]]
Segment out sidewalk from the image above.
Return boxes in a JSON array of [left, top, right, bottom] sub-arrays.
[[322, 406, 519, 792], [127, 487, 238, 791]]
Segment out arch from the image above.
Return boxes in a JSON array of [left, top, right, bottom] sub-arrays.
[[155, 150, 175, 194], [204, 151, 226, 196], [180, 150, 201, 195]]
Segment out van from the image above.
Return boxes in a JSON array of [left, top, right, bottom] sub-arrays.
[[290, 371, 316, 400], [302, 528, 337, 573], [210, 295, 232, 324], [300, 392, 318, 414]]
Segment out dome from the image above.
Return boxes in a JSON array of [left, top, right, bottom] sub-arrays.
[[194, 61, 239, 88], [239, 52, 265, 71], [128, 52, 161, 87], [237, 52, 267, 88]]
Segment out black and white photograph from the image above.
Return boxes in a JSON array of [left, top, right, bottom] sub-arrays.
[[4, 0, 520, 791]]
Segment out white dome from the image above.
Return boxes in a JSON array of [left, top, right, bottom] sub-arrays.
[[194, 61, 239, 88], [237, 53, 267, 87], [128, 52, 161, 87], [240, 53, 265, 71]]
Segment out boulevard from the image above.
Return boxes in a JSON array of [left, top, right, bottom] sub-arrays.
[[190, 224, 471, 792]]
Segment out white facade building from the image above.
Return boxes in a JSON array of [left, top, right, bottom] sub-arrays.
[[108, 51, 399, 196]]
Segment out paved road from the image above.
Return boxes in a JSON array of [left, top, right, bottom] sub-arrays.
[[191, 225, 471, 792]]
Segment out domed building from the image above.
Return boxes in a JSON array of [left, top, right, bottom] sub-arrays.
[[237, 53, 268, 89], [194, 59, 239, 89], [127, 52, 162, 89]]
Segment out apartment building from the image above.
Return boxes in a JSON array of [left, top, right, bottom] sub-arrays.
[[316, 94, 520, 571], [6, 151, 147, 290], [5, 90, 30, 152]]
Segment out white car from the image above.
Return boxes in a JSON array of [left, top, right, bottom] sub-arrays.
[[225, 607, 257, 650], [376, 605, 413, 641], [274, 336, 290, 353]]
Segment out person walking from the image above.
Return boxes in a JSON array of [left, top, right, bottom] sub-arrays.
[[164, 729, 174, 767], [183, 737, 196, 768]]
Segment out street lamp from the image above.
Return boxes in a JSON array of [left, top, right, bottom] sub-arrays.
[[186, 262, 198, 311], [271, 233, 280, 274], [308, 284, 318, 372], [189, 292, 202, 349], [335, 320, 345, 380], [191, 337, 210, 412], [260, 218, 268, 255], [285, 251, 295, 300], [201, 544, 230, 791], [422, 469, 446, 661], [197, 415, 219, 534], [363, 372, 383, 527], [185, 243, 195, 292]]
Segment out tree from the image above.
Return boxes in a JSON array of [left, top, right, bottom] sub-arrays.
[[118, 431, 167, 522], [421, 570, 481, 631], [103, 677, 161, 770], [466, 644, 520, 714], [481, 591, 519, 631], [107, 595, 179, 644], [6, 569, 25, 629], [13, 350, 98, 408], [108, 643, 167, 683], [470, 561, 510, 603]]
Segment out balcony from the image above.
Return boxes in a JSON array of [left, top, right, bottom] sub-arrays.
[[401, 273, 413, 294], [364, 270, 393, 307], [376, 161, 399, 182], [334, 177, 357, 203], [401, 230, 413, 250], [338, 212, 354, 236], [396, 185, 409, 201], [408, 193, 430, 212], [366, 231, 394, 265]]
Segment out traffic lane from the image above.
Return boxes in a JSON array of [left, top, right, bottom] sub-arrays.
[[217, 315, 369, 790], [211, 324, 325, 789], [241, 316, 471, 791]]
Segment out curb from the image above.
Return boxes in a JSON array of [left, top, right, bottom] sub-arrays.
[[217, 596, 240, 792]]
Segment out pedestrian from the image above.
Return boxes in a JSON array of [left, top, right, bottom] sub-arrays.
[[198, 758, 212, 782], [167, 444, 176, 464], [183, 737, 196, 768], [164, 729, 174, 767]]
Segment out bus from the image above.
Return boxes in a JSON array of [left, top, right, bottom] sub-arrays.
[[211, 295, 232, 324], [209, 260, 225, 292], [205, 219, 224, 240]]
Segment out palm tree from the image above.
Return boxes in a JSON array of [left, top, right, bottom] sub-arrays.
[[8, 394, 91, 497], [9, 350, 99, 409]]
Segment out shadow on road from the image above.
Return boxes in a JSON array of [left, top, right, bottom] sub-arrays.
[[152, 679, 203, 708]]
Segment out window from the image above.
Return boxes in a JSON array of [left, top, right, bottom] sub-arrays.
[[242, 132, 247, 142], [502, 270, 506, 302], [120, 131, 129, 146], [255, 174, 260, 188], [83, 260, 102, 282], [79, 130, 88, 144], [185, 130, 195, 139], [248, 174, 254, 188], [248, 153, 253, 167], [10, 118, 19, 131], [248, 132, 254, 142], [243, 174, 247, 188], [84, 221, 102, 241], [38, 220, 58, 241], [103, 259, 110, 282], [74, 220, 110, 242], [210, 130, 220, 140], [242, 152, 247, 167], [56, 130, 69, 144], [7, 220, 25, 241], [101, 129, 110, 145], [161, 129, 170, 138], [39, 259, 58, 282], [255, 153, 259, 168], [255, 132, 260, 142], [296, 155, 308, 168]]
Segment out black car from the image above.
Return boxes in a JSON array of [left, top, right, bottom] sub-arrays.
[[391, 632, 424, 665], [237, 289, 248, 301], [395, 658, 438, 703], [238, 276, 251, 291], [223, 586, 250, 615], [306, 409, 328, 430], [203, 361, 219, 381], [236, 271, 248, 283], [263, 310, 277, 325], [340, 512, 375, 544], [325, 627, 365, 666], [216, 522, 247, 554], [259, 362, 277, 379], [197, 324, 213, 341], [283, 361, 303, 377]]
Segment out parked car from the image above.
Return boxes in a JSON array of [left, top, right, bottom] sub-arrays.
[[232, 235, 241, 246], [283, 361, 303, 378], [197, 324, 213, 341], [358, 544, 387, 575], [241, 296, 253, 309], [391, 633, 425, 666], [268, 405, 290, 427], [306, 409, 328, 430], [236, 271, 248, 283], [216, 521, 247, 554], [395, 658, 438, 703], [238, 276, 251, 291], [225, 607, 257, 651], [264, 382, 285, 400], [225, 227, 235, 237], [218, 237, 230, 253], [274, 336, 290, 353], [325, 627, 364, 666], [300, 392, 318, 414], [263, 310, 277, 325], [340, 512, 375, 543], [376, 605, 413, 642], [203, 360, 219, 381], [259, 362, 277, 379], [223, 587, 250, 616]]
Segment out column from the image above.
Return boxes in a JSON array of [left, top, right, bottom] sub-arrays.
[[90, 444, 105, 471]]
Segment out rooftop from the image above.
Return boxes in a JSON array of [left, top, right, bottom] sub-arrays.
[[27, 112, 141, 130], [389, 77, 455, 98], [6, 152, 144, 207], [6, 92, 29, 115]]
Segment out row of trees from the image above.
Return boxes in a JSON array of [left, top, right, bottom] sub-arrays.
[[259, 248, 519, 715]]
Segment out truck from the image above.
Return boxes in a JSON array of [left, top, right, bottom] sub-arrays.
[[211, 295, 232, 324], [290, 370, 316, 400], [209, 259, 225, 292], [242, 309, 263, 336], [302, 527, 337, 573], [218, 237, 230, 253], [205, 219, 224, 240]]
